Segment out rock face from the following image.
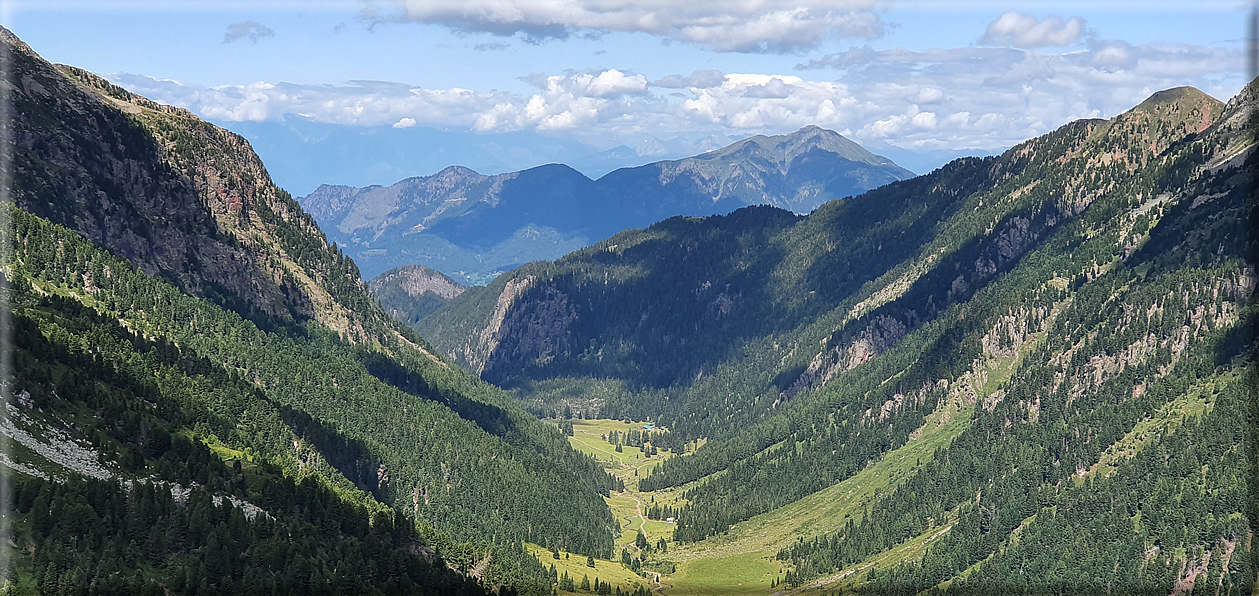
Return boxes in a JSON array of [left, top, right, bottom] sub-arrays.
[[299, 127, 913, 282], [369, 264, 466, 300], [3, 27, 397, 342]]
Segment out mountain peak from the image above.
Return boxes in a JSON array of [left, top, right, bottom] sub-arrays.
[[1133, 86, 1219, 113], [368, 264, 465, 298], [1111, 84, 1225, 145], [436, 164, 481, 177], [697, 126, 904, 172]]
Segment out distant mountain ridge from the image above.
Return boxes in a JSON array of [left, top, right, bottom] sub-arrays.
[[412, 79, 1257, 592], [300, 126, 913, 282]]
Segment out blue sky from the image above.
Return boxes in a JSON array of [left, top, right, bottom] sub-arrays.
[[4, 1, 1252, 189]]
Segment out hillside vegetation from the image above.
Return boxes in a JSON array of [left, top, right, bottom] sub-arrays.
[[421, 79, 1257, 593], [2, 27, 621, 594]]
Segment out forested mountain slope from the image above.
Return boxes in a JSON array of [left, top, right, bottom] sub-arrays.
[[367, 264, 467, 327], [421, 80, 1257, 592], [299, 126, 912, 283], [2, 28, 621, 594]]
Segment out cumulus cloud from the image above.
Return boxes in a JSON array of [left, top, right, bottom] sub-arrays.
[[577, 69, 649, 97], [980, 12, 1087, 48], [223, 21, 275, 44], [791, 38, 1242, 149], [108, 34, 1246, 159], [743, 77, 796, 99], [384, 0, 885, 53]]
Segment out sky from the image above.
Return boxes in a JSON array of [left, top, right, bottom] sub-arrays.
[[3, 1, 1254, 189]]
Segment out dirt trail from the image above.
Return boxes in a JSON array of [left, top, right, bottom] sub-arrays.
[[579, 426, 671, 594]]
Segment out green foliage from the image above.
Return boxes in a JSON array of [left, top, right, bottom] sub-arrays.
[[422, 80, 1257, 592], [12, 471, 484, 595], [7, 204, 618, 592]]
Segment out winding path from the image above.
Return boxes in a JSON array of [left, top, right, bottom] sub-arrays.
[[578, 426, 674, 594]]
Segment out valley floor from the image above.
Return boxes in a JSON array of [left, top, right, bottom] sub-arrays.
[[529, 320, 1071, 595], [530, 416, 966, 596]]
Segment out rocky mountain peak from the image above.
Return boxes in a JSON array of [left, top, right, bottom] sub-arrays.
[[698, 125, 896, 169], [1114, 85, 1224, 142], [368, 264, 466, 300]]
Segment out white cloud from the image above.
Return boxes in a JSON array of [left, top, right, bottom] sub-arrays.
[[386, 0, 885, 53], [107, 34, 1247, 159], [576, 69, 648, 97], [980, 12, 1087, 48], [911, 111, 937, 129], [912, 87, 944, 104], [653, 69, 725, 89]]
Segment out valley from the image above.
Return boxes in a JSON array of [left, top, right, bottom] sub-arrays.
[[541, 297, 1046, 595], [2, 12, 1255, 596], [422, 77, 1256, 595]]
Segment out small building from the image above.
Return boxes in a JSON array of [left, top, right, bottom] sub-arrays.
[[641, 423, 655, 431], [665, 517, 675, 524]]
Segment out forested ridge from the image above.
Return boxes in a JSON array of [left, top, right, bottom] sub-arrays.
[[421, 80, 1257, 592], [2, 18, 1256, 594], [2, 27, 622, 594]]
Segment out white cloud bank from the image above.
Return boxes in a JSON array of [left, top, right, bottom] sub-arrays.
[[110, 35, 1245, 157], [384, 0, 885, 52]]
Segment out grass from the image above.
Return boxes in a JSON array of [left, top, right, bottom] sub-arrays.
[[1078, 373, 1225, 484], [547, 418, 681, 591], [667, 552, 781, 596], [565, 418, 670, 477], [525, 543, 654, 594], [552, 390, 974, 596]]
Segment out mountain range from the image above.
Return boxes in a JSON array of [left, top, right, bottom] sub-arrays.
[[415, 81, 1258, 591], [300, 126, 913, 283], [4, 21, 1256, 596]]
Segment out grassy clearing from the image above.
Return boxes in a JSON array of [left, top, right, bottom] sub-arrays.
[[1079, 373, 1225, 484], [547, 418, 679, 590], [525, 543, 653, 594], [667, 552, 781, 596], [565, 418, 670, 478], [551, 397, 972, 596]]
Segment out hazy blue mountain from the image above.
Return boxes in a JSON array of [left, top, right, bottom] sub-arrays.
[[222, 116, 675, 196], [301, 126, 914, 282]]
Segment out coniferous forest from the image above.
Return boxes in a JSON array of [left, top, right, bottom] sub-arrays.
[[1, 17, 1256, 596]]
